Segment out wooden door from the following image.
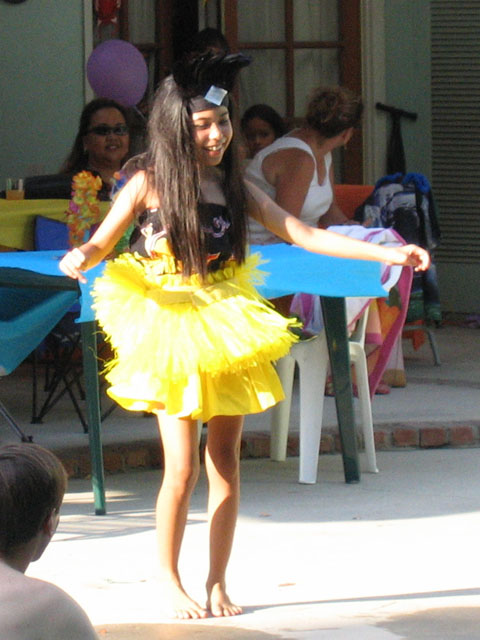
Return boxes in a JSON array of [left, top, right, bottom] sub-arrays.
[[224, 0, 362, 183]]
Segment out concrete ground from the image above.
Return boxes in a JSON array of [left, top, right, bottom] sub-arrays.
[[1, 322, 478, 638], [27, 449, 480, 639]]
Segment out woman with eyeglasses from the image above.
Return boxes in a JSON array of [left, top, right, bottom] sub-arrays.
[[60, 98, 132, 200]]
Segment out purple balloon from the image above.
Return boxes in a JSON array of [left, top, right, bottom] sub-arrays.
[[87, 39, 148, 107]]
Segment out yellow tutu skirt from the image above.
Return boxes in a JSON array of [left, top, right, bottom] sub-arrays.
[[92, 252, 298, 422]]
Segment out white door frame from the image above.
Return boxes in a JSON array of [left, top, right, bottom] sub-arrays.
[[83, 0, 94, 103], [360, 1, 387, 184]]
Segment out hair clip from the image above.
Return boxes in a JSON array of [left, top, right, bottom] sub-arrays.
[[204, 86, 228, 106], [173, 51, 251, 97]]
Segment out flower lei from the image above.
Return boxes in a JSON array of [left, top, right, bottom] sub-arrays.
[[65, 170, 103, 247], [109, 170, 134, 255]]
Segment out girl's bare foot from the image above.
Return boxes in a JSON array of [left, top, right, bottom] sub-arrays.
[[162, 580, 208, 620], [206, 581, 242, 617]]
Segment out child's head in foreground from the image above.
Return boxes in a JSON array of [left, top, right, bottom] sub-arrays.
[[0, 443, 67, 560]]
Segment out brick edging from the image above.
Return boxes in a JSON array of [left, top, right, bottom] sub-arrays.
[[55, 422, 480, 479]]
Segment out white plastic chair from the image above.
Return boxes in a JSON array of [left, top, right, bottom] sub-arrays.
[[270, 305, 378, 483]]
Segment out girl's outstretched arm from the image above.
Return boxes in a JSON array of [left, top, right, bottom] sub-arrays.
[[59, 171, 149, 282], [246, 180, 431, 271]]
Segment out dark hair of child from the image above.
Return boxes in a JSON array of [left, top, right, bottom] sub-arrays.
[[0, 444, 67, 556], [240, 103, 287, 140]]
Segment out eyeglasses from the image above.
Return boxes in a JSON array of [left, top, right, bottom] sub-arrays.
[[86, 124, 129, 136]]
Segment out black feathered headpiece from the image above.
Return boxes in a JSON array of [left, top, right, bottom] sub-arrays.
[[172, 51, 251, 111]]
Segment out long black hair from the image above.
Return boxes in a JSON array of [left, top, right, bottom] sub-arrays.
[[143, 54, 249, 278]]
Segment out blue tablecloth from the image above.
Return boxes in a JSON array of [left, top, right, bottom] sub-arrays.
[[0, 288, 78, 375], [251, 243, 386, 299], [0, 246, 388, 499], [0, 246, 386, 323]]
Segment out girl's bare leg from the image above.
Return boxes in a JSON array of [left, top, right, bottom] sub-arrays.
[[205, 415, 244, 617], [156, 414, 207, 619]]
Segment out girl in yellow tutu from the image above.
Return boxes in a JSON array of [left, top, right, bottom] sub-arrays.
[[60, 52, 430, 619]]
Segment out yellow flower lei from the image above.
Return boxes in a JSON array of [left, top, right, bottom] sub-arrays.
[[65, 171, 103, 247]]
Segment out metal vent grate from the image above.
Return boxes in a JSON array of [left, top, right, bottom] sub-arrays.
[[431, 0, 480, 264]]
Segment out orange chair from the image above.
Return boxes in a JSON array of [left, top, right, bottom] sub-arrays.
[[333, 184, 373, 220]]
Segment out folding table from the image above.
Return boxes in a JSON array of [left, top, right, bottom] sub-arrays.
[[0, 247, 390, 514]]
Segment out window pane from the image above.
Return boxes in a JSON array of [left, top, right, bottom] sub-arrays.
[[238, 0, 285, 42], [294, 49, 340, 117], [293, 0, 339, 41], [128, 0, 156, 43], [239, 50, 286, 118]]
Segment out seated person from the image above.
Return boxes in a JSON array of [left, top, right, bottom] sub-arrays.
[[241, 103, 286, 159], [0, 443, 97, 639], [245, 85, 361, 244], [245, 87, 360, 316], [60, 98, 132, 201], [245, 87, 410, 394]]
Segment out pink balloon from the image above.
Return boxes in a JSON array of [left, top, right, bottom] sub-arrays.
[[87, 39, 148, 107]]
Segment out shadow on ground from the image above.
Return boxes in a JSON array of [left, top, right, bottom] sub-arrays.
[[95, 623, 281, 639], [378, 607, 480, 639]]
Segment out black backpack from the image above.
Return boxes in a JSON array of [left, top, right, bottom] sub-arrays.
[[354, 172, 442, 326]]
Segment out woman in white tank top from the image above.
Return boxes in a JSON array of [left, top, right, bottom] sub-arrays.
[[246, 86, 363, 245], [245, 88, 414, 397]]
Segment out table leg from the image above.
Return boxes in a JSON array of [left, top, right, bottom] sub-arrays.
[[321, 296, 360, 483], [80, 321, 106, 515]]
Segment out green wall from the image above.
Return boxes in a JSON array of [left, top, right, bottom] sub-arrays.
[[0, 0, 85, 189], [384, 0, 432, 179], [0, 2, 433, 190]]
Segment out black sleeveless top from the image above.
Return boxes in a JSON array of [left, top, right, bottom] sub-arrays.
[[129, 203, 233, 272]]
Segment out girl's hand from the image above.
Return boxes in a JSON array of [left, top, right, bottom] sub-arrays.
[[393, 245, 431, 271], [59, 248, 88, 283]]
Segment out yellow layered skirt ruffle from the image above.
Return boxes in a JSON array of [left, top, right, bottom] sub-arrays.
[[92, 252, 298, 422]]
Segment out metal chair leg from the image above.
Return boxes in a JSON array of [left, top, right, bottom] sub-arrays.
[[425, 327, 441, 366], [0, 398, 32, 442]]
